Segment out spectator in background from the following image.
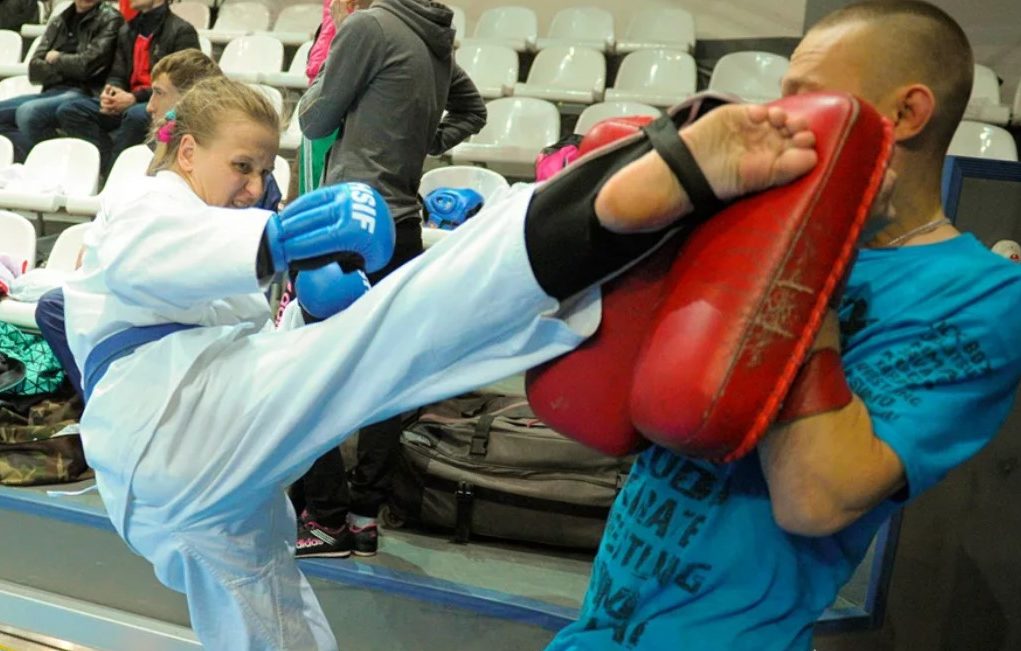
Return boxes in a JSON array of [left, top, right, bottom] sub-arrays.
[[0, 0, 121, 160], [0, 0, 38, 32], [293, 0, 486, 559], [296, 0, 341, 195], [56, 0, 197, 174]]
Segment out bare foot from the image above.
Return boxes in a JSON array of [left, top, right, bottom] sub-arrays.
[[595, 104, 818, 233]]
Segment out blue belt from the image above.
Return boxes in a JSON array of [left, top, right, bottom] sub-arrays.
[[82, 323, 197, 403]]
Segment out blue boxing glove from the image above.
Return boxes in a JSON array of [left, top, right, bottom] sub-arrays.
[[295, 262, 371, 321], [263, 182, 395, 274]]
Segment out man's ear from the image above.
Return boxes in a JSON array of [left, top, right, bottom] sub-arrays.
[[176, 134, 197, 173], [890, 83, 936, 142]]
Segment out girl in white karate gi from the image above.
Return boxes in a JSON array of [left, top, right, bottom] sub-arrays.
[[62, 75, 817, 649]]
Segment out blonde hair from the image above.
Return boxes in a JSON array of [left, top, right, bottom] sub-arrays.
[[151, 48, 222, 95], [149, 77, 280, 174]]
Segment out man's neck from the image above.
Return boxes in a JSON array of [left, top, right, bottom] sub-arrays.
[[863, 160, 959, 248]]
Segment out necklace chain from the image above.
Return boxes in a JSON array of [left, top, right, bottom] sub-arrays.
[[885, 217, 951, 247]]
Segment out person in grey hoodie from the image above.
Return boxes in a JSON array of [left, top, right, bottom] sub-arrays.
[[294, 0, 487, 559]]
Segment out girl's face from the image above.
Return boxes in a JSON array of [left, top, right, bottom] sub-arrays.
[[175, 116, 279, 208]]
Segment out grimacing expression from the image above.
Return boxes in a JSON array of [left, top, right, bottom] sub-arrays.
[[180, 117, 278, 209]]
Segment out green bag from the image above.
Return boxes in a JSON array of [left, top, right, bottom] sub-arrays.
[[0, 321, 65, 397], [0, 398, 89, 486]]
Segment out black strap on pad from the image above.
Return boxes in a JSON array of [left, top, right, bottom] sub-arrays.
[[641, 115, 725, 217]]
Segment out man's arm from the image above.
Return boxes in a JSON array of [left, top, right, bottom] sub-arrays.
[[298, 12, 386, 139], [104, 27, 131, 91], [758, 312, 906, 536], [429, 64, 487, 156], [52, 12, 123, 84], [27, 20, 64, 86]]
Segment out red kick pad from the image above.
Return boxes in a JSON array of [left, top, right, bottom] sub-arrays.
[[527, 92, 893, 460]]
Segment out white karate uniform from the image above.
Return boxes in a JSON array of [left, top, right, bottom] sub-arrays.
[[64, 171, 601, 650]]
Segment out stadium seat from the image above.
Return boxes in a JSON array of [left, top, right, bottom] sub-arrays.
[[574, 100, 660, 135], [604, 48, 696, 107], [449, 97, 560, 174], [202, 2, 272, 44], [455, 43, 517, 99], [461, 6, 537, 53], [20, 0, 70, 39], [273, 154, 290, 203], [616, 8, 695, 54], [0, 74, 40, 101], [419, 166, 509, 248], [0, 210, 35, 270], [0, 221, 90, 331], [537, 7, 615, 53], [0, 135, 12, 168], [170, 1, 211, 30], [0, 30, 23, 66], [708, 51, 789, 103], [268, 3, 320, 47], [0, 36, 40, 79], [199, 35, 212, 57], [280, 113, 302, 151], [948, 120, 1018, 161], [219, 34, 284, 83], [449, 4, 465, 47], [248, 83, 285, 119], [261, 40, 312, 89], [512, 45, 605, 104], [964, 64, 1010, 126], [0, 138, 100, 214], [64, 144, 153, 217]]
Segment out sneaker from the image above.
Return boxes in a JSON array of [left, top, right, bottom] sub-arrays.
[[295, 520, 353, 558], [350, 524, 379, 557]]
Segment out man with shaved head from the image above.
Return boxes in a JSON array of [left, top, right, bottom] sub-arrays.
[[545, 2, 1021, 650]]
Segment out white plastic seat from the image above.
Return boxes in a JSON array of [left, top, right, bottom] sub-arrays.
[[708, 51, 789, 103], [0, 221, 89, 331], [964, 64, 1010, 126], [461, 6, 537, 53], [616, 8, 695, 54], [268, 3, 320, 47], [0, 74, 40, 101], [202, 2, 272, 44], [449, 4, 465, 47], [0, 30, 23, 65], [419, 166, 509, 248], [450, 97, 560, 173], [64, 144, 153, 216], [171, 1, 210, 30], [219, 34, 284, 83], [0, 36, 40, 79], [455, 43, 517, 99], [261, 40, 312, 89], [0, 138, 99, 213], [280, 114, 302, 151], [574, 101, 660, 135], [0, 135, 13, 167], [0, 210, 35, 270], [20, 0, 69, 39], [605, 48, 696, 107], [1012, 83, 1021, 127], [247, 83, 284, 118], [272, 154, 290, 203], [948, 120, 1018, 161], [198, 35, 212, 57], [512, 45, 605, 104], [537, 7, 615, 53]]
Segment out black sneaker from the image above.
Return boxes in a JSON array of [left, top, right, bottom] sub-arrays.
[[351, 524, 379, 557], [295, 520, 353, 558]]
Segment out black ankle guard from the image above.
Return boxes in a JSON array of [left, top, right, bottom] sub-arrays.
[[524, 92, 734, 301]]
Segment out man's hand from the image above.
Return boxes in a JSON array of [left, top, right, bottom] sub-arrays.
[[44, 50, 61, 64], [100, 86, 136, 116]]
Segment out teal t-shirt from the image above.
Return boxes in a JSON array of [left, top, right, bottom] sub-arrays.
[[547, 234, 1021, 650]]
